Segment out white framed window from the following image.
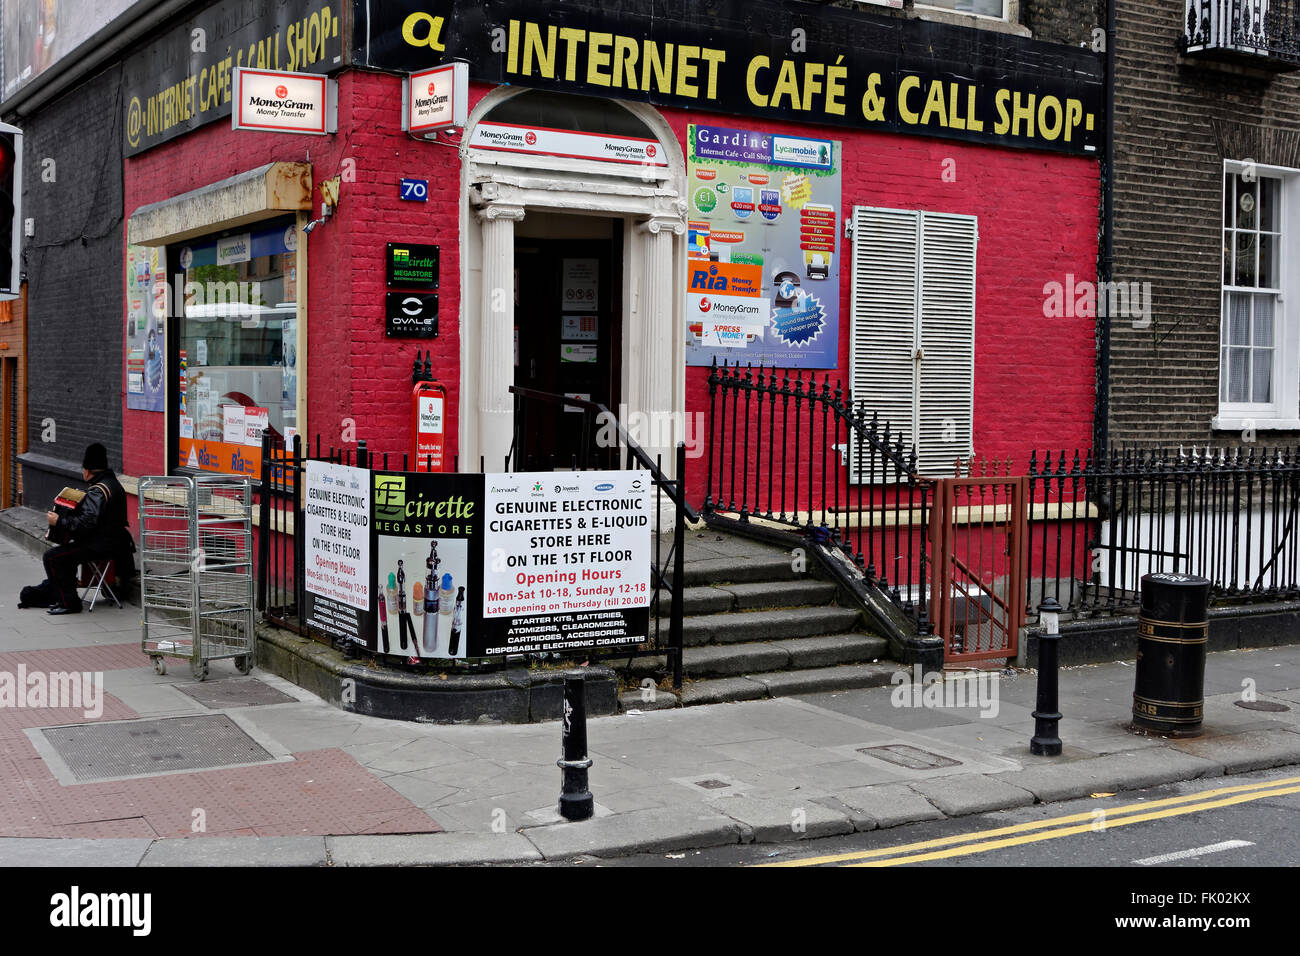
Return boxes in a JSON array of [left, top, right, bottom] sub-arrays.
[[916, 0, 1008, 21], [849, 206, 977, 478], [1214, 160, 1300, 430]]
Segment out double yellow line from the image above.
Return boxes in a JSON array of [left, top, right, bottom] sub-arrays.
[[760, 775, 1300, 867]]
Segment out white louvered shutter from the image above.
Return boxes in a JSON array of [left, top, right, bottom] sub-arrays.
[[849, 206, 919, 482], [916, 211, 977, 476], [849, 206, 977, 481]]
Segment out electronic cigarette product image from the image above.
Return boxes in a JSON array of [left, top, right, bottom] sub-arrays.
[[378, 596, 391, 654], [423, 542, 441, 655], [448, 587, 465, 657], [396, 560, 417, 652], [388, 572, 404, 650], [438, 573, 455, 645], [413, 582, 424, 617]]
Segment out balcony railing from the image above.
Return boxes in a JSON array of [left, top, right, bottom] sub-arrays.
[[1183, 0, 1300, 68]]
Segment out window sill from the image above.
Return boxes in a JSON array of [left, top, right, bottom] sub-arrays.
[[1212, 416, 1300, 431], [910, 8, 1031, 37]]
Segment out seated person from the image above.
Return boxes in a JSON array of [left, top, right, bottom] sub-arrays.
[[42, 443, 135, 615]]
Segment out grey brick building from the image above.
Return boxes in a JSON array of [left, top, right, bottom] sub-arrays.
[[1107, 0, 1300, 450]]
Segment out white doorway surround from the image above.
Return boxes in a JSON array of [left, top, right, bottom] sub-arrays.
[[458, 89, 687, 474]]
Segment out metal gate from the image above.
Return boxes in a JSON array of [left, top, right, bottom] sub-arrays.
[[929, 474, 1027, 662]]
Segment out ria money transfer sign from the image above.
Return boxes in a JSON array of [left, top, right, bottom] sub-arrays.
[[686, 124, 841, 368]]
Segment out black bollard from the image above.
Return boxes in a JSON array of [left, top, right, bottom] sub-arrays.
[[1133, 572, 1210, 736], [1030, 597, 1063, 756], [558, 674, 594, 821]]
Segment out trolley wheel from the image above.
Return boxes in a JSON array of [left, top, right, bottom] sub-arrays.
[[191, 660, 209, 681], [234, 655, 252, 675], [152, 656, 166, 676]]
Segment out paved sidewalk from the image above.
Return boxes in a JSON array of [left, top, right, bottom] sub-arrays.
[[1, 532, 1298, 865]]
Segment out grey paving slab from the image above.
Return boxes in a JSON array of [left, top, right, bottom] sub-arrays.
[[362, 737, 480, 774], [522, 804, 750, 859], [708, 794, 853, 842], [1167, 728, 1300, 774], [833, 782, 945, 829], [703, 735, 849, 770], [140, 836, 327, 867], [0, 838, 153, 867], [910, 721, 1038, 757], [909, 772, 1036, 817], [378, 773, 464, 809], [771, 758, 905, 791], [797, 691, 975, 730], [423, 797, 533, 833], [992, 749, 1225, 803], [327, 832, 541, 865]]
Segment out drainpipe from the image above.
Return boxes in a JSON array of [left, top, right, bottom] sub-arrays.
[[1095, 0, 1117, 458]]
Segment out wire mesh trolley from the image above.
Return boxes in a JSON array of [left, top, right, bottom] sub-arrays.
[[139, 475, 255, 680]]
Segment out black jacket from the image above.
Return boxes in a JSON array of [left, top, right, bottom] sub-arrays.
[[58, 469, 134, 560]]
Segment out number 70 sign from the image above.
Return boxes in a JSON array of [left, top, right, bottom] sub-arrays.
[[400, 178, 428, 201]]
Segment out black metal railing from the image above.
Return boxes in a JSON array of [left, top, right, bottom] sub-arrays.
[[1030, 445, 1300, 622], [1182, 0, 1300, 67], [703, 361, 932, 625], [509, 385, 691, 687]]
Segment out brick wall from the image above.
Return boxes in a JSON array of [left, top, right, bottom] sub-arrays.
[[19, 63, 125, 495], [1109, 1, 1300, 449]]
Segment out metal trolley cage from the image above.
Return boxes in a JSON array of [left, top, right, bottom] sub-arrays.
[[139, 475, 255, 681]]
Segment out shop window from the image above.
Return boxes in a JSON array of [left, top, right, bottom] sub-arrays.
[[1216, 162, 1298, 429], [917, 0, 1008, 20], [173, 218, 299, 474], [849, 206, 977, 478]]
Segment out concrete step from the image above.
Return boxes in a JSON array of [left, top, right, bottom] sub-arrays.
[[682, 606, 861, 647], [623, 633, 888, 680], [678, 663, 898, 706], [669, 554, 804, 588], [673, 579, 838, 616]]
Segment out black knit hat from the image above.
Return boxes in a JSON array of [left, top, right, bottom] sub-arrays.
[[82, 443, 108, 472]]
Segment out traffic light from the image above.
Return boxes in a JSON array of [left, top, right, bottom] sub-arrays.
[[0, 123, 22, 301]]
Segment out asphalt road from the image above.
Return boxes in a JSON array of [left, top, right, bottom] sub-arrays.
[[571, 766, 1300, 868]]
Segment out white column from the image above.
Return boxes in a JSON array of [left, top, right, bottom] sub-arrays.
[[476, 194, 525, 471], [633, 212, 685, 474]]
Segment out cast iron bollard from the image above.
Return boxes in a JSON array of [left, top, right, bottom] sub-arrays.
[[558, 674, 594, 821], [1133, 572, 1210, 736], [1030, 597, 1063, 756]]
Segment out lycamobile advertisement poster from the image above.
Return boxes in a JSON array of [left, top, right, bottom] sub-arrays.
[[685, 124, 841, 368], [125, 244, 166, 412]]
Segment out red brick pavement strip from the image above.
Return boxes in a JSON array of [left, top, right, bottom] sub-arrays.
[[0, 642, 153, 673], [0, 675, 444, 839]]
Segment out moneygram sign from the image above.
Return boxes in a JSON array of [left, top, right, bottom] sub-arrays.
[[404, 63, 468, 136], [233, 68, 334, 134]]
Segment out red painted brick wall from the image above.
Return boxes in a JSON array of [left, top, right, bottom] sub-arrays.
[[123, 72, 1096, 502]]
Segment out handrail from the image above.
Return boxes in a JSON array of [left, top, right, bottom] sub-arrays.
[[508, 385, 700, 523]]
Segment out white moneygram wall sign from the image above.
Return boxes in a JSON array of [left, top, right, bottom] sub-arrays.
[[233, 67, 336, 134], [404, 63, 469, 136]]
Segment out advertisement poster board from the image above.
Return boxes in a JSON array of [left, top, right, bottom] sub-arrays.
[[303, 461, 372, 645], [371, 470, 484, 660], [125, 244, 166, 412], [305, 468, 653, 661], [480, 471, 651, 655], [685, 124, 841, 368]]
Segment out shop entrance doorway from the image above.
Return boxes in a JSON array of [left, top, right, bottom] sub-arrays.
[[513, 217, 622, 467]]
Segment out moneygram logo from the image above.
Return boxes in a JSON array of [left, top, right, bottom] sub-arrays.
[[646, 143, 657, 158], [525, 131, 538, 146], [428, 81, 436, 96], [699, 297, 712, 313], [275, 84, 288, 98]]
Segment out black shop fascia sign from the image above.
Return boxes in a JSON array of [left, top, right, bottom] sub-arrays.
[[351, 0, 1104, 156]]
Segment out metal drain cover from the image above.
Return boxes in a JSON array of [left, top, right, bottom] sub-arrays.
[[1234, 699, 1291, 713], [40, 714, 275, 782], [175, 678, 295, 709], [857, 744, 962, 770], [694, 779, 731, 790]]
